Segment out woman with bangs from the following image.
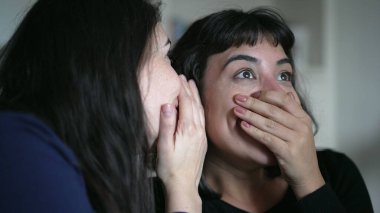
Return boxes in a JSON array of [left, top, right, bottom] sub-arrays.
[[170, 8, 373, 213]]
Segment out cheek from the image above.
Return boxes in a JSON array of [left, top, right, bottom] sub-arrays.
[[202, 85, 236, 127], [203, 79, 256, 113], [149, 70, 180, 138], [159, 63, 181, 96], [142, 94, 160, 129], [170, 74, 181, 97]]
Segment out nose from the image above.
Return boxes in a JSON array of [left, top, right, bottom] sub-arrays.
[[261, 75, 283, 91], [250, 74, 283, 97]]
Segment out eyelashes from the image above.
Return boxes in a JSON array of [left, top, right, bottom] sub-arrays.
[[233, 68, 293, 82], [234, 68, 255, 79], [277, 72, 293, 81]]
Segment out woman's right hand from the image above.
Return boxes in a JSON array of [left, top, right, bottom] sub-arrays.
[[156, 75, 207, 212], [233, 91, 325, 199]]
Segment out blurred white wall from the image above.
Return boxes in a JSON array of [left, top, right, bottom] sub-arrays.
[[0, 0, 35, 45], [1, 0, 379, 211], [333, 0, 380, 211]]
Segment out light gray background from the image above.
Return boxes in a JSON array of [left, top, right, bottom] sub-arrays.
[[1, 0, 379, 211]]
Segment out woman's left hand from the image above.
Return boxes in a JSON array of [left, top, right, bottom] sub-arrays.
[[156, 76, 207, 212], [233, 91, 325, 199]]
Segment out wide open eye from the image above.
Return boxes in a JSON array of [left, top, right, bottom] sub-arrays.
[[234, 68, 255, 79], [277, 72, 293, 81]]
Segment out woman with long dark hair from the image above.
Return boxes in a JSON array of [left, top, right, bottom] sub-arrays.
[[0, 0, 206, 212]]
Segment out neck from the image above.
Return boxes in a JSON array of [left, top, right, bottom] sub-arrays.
[[203, 151, 288, 213]]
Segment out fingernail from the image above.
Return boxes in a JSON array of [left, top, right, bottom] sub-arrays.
[[162, 104, 174, 116], [241, 121, 251, 128], [234, 106, 246, 114], [235, 95, 247, 103]]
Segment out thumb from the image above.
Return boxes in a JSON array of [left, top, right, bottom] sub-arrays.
[[157, 104, 177, 154]]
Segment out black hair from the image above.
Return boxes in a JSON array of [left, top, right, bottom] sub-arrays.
[[0, 0, 160, 211], [170, 7, 318, 132], [170, 7, 318, 199]]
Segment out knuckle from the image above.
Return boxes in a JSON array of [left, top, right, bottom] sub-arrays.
[[284, 94, 292, 106], [187, 123, 196, 132], [247, 111, 256, 121], [265, 119, 277, 130], [177, 120, 191, 131], [298, 123, 310, 134], [268, 105, 279, 117], [262, 133, 272, 143], [248, 97, 256, 106], [304, 115, 313, 125], [299, 116, 313, 132], [297, 112, 312, 124], [253, 126, 261, 134]]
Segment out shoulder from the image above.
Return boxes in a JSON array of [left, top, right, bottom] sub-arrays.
[[316, 148, 360, 183], [316, 148, 358, 177], [0, 111, 58, 143], [0, 111, 78, 167], [317, 148, 351, 163], [0, 111, 59, 141], [316, 149, 373, 212], [0, 111, 93, 212]]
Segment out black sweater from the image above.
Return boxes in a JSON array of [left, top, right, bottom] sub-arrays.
[[200, 149, 373, 213]]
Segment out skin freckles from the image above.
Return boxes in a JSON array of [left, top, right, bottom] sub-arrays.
[[139, 24, 181, 145]]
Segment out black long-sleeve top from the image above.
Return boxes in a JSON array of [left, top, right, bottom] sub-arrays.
[[201, 149, 373, 213]]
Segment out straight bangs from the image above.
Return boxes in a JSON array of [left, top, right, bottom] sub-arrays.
[[202, 8, 295, 59]]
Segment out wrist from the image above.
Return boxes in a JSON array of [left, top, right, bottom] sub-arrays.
[[292, 172, 325, 200], [164, 180, 201, 213]]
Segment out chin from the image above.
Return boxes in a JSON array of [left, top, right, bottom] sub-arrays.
[[257, 144, 278, 165], [237, 137, 278, 167], [234, 121, 276, 163], [263, 153, 278, 166]]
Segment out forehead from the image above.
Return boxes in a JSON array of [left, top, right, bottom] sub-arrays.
[[208, 41, 287, 64]]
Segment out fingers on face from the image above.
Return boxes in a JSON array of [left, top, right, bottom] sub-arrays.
[[178, 75, 204, 126], [260, 91, 312, 125], [234, 105, 296, 142], [189, 79, 205, 127], [157, 104, 177, 152], [234, 91, 312, 132], [178, 75, 193, 127], [240, 120, 287, 156]]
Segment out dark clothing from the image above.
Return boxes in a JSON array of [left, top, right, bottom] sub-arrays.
[[0, 112, 94, 212], [202, 150, 373, 213]]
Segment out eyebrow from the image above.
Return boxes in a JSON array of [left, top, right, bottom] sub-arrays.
[[277, 58, 292, 65], [223, 54, 257, 69], [223, 54, 292, 69]]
